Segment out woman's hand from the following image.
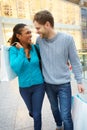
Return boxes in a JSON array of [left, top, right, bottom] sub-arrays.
[[15, 42, 23, 49]]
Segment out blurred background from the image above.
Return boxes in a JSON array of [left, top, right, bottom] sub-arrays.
[[0, 1, 87, 130], [0, 0, 87, 48]]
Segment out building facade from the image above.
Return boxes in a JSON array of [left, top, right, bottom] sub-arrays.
[[0, 0, 85, 50]]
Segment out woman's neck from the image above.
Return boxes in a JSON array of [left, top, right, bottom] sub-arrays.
[[20, 42, 31, 50], [23, 44, 31, 58]]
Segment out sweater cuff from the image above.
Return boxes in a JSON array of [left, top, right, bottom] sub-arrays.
[[19, 48, 25, 56], [77, 79, 82, 84], [19, 48, 24, 51]]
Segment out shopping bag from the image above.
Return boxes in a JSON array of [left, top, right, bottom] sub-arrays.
[[72, 94, 87, 130], [1, 45, 17, 81]]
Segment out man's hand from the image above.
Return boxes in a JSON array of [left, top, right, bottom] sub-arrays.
[[77, 84, 85, 93]]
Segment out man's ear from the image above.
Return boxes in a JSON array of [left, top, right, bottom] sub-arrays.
[[45, 21, 50, 27]]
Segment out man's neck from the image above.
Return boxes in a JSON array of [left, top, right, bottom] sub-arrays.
[[47, 29, 57, 39]]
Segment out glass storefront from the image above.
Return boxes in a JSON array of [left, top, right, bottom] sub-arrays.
[[0, 0, 82, 49], [81, 7, 87, 48]]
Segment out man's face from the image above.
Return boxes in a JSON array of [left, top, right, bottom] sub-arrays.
[[34, 21, 48, 38]]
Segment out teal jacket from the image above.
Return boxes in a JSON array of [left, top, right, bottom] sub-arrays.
[[9, 44, 44, 88]]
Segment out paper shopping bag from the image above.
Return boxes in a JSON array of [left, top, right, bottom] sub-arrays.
[[1, 45, 17, 81], [72, 94, 87, 130]]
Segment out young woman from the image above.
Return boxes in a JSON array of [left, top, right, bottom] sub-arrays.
[[9, 23, 45, 130]]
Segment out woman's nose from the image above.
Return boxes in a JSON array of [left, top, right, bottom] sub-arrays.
[[30, 34, 32, 37]]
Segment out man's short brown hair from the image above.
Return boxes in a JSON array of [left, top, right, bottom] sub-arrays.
[[33, 10, 54, 27]]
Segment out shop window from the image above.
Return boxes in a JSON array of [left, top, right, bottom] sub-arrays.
[[2, 4, 12, 16], [0, 2, 1, 16], [81, 8, 87, 48], [16, 0, 26, 18], [65, 0, 80, 4]]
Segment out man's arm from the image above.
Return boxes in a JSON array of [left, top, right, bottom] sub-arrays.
[[68, 36, 84, 93]]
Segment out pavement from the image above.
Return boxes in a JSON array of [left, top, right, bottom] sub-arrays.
[[0, 75, 87, 130]]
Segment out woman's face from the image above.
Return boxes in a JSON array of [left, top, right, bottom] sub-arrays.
[[18, 26, 32, 45]]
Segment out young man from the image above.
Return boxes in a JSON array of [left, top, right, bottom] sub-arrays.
[[33, 10, 84, 130]]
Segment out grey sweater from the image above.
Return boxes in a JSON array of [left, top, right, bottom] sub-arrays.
[[36, 32, 82, 84]]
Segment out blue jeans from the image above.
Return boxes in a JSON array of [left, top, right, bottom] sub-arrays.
[[19, 83, 45, 130], [45, 82, 73, 130]]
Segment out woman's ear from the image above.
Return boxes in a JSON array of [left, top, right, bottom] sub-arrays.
[[16, 34, 21, 40]]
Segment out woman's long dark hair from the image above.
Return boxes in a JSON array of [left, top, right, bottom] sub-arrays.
[[10, 23, 27, 45]]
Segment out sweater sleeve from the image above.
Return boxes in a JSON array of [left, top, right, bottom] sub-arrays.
[[9, 47, 25, 75], [68, 36, 82, 84]]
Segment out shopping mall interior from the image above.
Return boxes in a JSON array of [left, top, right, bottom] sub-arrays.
[[0, 0, 87, 50]]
